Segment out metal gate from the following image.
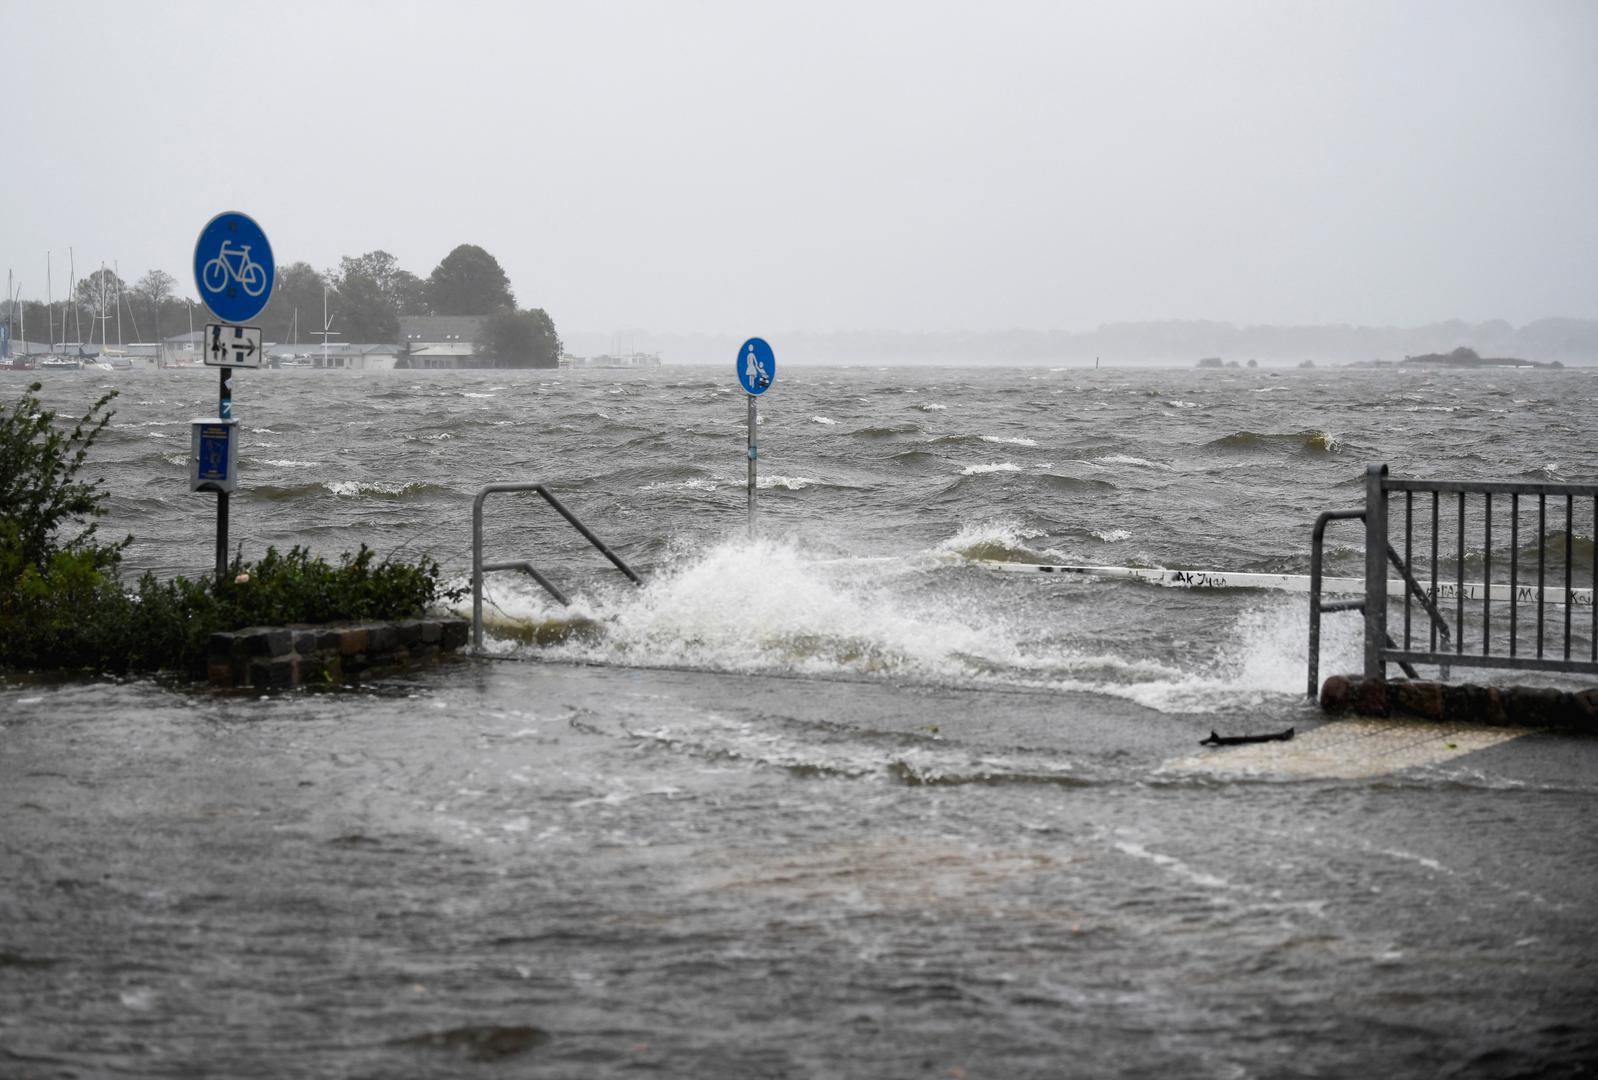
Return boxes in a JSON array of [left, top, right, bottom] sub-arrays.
[[1309, 465, 1596, 696]]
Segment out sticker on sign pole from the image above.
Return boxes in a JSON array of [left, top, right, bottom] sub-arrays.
[[737, 337, 775, 395]]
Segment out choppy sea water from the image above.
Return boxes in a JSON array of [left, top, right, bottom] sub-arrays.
[[34, 364, 1598, 707], [3, 364, 1596, 1077]]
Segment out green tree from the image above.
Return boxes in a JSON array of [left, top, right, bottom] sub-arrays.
[[11, 301, 50, 348], [393, 269, 429, 315], [159, 296, 200, 341], [329, 271, 400, 344], [257, 262, 328, 344], [130, 270, 176, 343], [426, 244, 515, 315], [334, 250, 429, 315], [477, 308, 561, 368], [75, 268, 127, 341]]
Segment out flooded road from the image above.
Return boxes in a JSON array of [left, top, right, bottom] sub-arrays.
[[3, 659, 1595, 1077]]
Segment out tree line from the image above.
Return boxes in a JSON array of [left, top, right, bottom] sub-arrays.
[[5, 243, 561, 368]]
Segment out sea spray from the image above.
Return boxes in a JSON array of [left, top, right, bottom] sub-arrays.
[[469, 531, 1359, 714]]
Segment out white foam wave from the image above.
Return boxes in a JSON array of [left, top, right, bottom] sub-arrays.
[[936, 518, 1043, 555], [481, 538, 1016, 678], [1092, 527, 1132, 543], [641, 477, 721, 492], [960, 462, 1022, 475], [917, 403, 948, 412], [261, 459, 319, 468], [1113, 841, 1232, 890], [325, 480, 413, 497], [472, 539, 1363, 715], [758, 475, 819, 490], [810, 416, 838, 425], [1092, 454, 1171, 470], [1085, 601, 1363, 713], [980, 435, 1038, 446]]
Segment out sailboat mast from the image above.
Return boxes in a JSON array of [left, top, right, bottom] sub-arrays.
[[70, 248, 81, 346], [97, 261, 108, 349], [46, 253, 54, 350], [115, 260, 123, 347]]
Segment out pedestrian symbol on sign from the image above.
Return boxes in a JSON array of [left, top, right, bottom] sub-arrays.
[[736, 336, 775, 396], [745, 341, 769, 389]]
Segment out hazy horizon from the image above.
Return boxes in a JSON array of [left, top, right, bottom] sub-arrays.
[[4, 1, 1595, 338]]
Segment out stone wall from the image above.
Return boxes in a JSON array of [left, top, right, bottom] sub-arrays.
[[208, 618, 470, 690], [1321, 675, 1598, 732]]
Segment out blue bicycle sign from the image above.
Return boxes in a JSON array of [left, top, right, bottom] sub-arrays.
[[193, 211, 275, 323], [202, 240, 268, 297]]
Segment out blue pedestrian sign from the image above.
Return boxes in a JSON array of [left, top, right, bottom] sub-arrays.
[[737, 337, 775, 395], [193, 211, 275, 324]]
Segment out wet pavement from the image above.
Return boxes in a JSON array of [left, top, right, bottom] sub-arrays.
[[2, 658, 1596, 1078]]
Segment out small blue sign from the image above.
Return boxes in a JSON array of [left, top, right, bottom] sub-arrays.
[[190, 419, 238, 493], [198, 424, 231, 482], [737, 337, 775, 395], [193, 211, 275, 324]]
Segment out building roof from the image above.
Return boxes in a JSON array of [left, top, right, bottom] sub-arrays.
[[267, 342, 401, 357], [399, 315, 489, 343]]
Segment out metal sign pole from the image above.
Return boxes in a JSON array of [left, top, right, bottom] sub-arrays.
[[217, 366, 231, 582], [734, 337, 774, 541], [747, 393, 757, 538]]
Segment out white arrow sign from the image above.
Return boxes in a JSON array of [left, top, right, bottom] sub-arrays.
[[204, 323, 263, 369]]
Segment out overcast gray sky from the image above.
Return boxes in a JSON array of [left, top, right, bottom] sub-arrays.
[[4, 0, 1595, 336]]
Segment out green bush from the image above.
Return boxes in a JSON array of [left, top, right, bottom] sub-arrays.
[[1, 382, 462, 677], [0, 381, 128, 574]]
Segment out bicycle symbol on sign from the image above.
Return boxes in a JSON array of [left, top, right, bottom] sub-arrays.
[[201, 240, 268, 298]]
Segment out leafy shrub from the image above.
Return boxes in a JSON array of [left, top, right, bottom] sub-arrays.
[[0, 381, 127, 573], [0, 382, 462, 677]]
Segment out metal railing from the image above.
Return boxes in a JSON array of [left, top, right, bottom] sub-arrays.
[[1308, 465, 1597, 696], [471, 482, 643, 650]]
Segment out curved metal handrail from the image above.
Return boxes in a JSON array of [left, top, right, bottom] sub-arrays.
[[471, 482, 643, 650]]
